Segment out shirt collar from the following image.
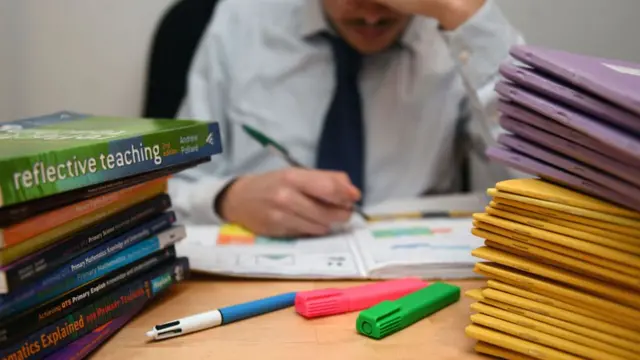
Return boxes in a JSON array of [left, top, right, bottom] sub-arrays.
[[298, 0, 437, 51], [299, 0, 328, 39]]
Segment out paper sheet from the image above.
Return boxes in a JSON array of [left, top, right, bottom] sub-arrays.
[[176, 224, 367, 279], [354, 219, 484, 279]]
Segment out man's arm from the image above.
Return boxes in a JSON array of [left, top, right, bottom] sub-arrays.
[[438, 0, 530, 188], [168, 9, 236, 225]]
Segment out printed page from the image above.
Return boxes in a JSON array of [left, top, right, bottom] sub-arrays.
[[175, 224, 368, 279], [352, 218, 484, 279]]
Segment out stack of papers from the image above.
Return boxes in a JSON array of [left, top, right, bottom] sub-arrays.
[[466, 44, 640, 360]]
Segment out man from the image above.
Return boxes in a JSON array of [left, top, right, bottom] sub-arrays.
[[169, 0, 523, 237]]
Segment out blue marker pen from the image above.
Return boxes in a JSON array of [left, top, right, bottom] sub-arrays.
[[146, 292, 296, 340]]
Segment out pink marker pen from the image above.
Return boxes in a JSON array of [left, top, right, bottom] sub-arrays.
[[295, 278, 429, 318]]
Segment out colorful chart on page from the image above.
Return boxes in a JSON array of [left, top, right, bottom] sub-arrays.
[[216, 224, 292, 245], [371, 225, 453, 239]]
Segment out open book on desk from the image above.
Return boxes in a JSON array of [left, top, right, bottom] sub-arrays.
[[176, 219, 483, 280], [175, 193, 488, 280]]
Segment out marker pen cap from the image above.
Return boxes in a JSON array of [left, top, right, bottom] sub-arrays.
[[295, 278, 428, 318], [355, 282, 460, 340]]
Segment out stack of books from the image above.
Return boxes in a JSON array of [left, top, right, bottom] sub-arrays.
[[465, 45, 640, 359], [0, 111, 221, 359]]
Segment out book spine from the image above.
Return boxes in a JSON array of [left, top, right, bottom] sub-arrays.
[[0, 157, 204, 228], [0, 210, 176, 294], [0, 226, 185, 320], [0, 121, 221, 207], [46, 309, 138, 360], [0, 194, 171, 290], [0, 180, 167, 266], [0, 257, 190, 360], [0, 247, 176, 347], [0, 177, 167, 248]]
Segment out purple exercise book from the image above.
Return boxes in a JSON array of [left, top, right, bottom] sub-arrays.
[[485, 146, 640, 212], [498, 115, 640, 189], [497, 133, 640, 200], [497, 100, 640, 166], [509, 45, 640, 116], [499, 62, 640, 134], [495, 80, 640, 161]]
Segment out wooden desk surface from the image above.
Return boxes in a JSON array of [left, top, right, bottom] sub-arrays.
[[93, 276, 488, 360]]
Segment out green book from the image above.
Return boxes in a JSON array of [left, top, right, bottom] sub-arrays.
[[0, 111, 222, 207]]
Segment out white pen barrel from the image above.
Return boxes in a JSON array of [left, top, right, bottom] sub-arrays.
[[177, 310, 223, 333]]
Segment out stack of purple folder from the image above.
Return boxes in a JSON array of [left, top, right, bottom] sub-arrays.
[[488, 44, 640, 212]]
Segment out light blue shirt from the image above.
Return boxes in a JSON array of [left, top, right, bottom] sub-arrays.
[[169, 0, 524, 225]]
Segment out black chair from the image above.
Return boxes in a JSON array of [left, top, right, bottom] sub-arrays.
[[142, 0, 219, 118]]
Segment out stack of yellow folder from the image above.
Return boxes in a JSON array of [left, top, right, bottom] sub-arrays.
[[464, 178, 640, 360]]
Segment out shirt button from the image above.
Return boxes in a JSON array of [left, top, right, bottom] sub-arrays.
[[459, 50, 471, 63]]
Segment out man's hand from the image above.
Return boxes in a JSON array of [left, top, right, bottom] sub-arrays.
[[371, 0, 486, 30], [217, 168, 361, 238]]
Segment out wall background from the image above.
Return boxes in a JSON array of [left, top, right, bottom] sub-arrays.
[[1, 0, 639, 122]]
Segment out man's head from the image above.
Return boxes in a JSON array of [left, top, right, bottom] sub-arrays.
[[322, 0, 411, 54]]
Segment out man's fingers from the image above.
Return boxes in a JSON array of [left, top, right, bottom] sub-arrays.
[[265, 209, 330, 238], [281, 169, 361, 206], [272, 187, 353, 227]]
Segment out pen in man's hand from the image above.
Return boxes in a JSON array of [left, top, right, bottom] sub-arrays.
[[241, 123, 371, 221]]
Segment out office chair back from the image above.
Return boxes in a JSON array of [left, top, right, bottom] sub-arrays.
[[143, 0, 219, 118]]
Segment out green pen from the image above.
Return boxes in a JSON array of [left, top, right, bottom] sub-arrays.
[[241, 123, 371, 221], [355, 282, 461, 340]]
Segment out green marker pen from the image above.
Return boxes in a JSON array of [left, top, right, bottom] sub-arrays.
[[355, 282, 460, 340]]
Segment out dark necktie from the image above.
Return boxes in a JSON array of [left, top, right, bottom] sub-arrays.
[[315, 34, 366, 196]]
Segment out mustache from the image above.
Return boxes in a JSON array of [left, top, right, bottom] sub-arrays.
[[344, 18, 397, 27]]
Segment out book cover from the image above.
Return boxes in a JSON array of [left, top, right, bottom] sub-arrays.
[[0, 181, 166, 266], [465, 324, 580, 360], [0, 194, 171, 290], [46, 308, 139, 360], [472, 247, 640, 309], [494, 178, 640, 219], [484, 206, 640, 255], [465, 287, 639, 351], [479, 287, 640, 345], [470, 302, 638, 359], [469, 312, 623, 360], [474, 341, 537, 360], [0, 211, 176, 294], [497, 132, 640, 198], [494, 80, 640, 161], [475, 229, 640, 290], [0, 226, 185, 320], [487, 188, 640, 228], [490, 197, 640, 237], [498, 115, 640, 188], [0, 111, 222, 207], [473, 213, 640, 270], [485, 280, 635, 331], [0, 157, 207, 227], [0, 256, 190, 360], [472, 220, 640, 277], [488, 200, 640, 243], [486, 146, 640, 212], [46, 313, 136, 360], [0, 178, 167, 249], [0, 248, 176, 347], [474, 263, 640, 327]]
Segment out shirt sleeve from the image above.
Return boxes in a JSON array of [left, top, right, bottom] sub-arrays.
[[441, 0, 532, 188], [167, 7, 236, 225]]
